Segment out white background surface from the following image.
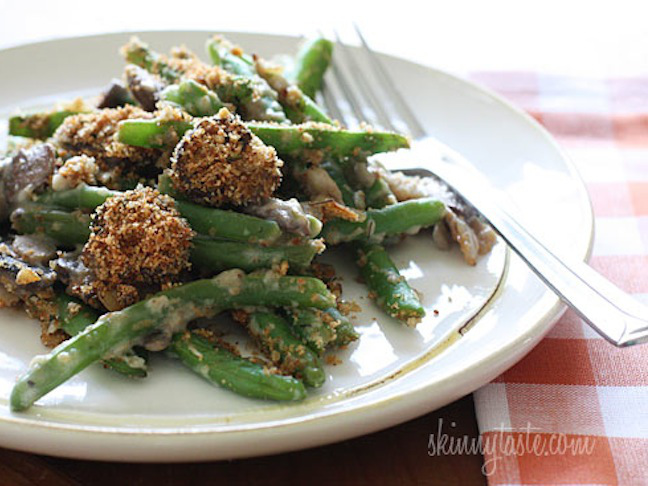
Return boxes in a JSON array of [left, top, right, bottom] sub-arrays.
[[1, 0, 647, 77]]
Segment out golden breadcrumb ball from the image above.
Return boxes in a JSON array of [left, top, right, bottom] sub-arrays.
[[169, 108, 282, 206], [82, 186, 194, 310]]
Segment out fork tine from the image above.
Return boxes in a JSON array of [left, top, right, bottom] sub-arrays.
[[320, 79, 347, 126], [353, 24, 427, 138], [334, 32, 397, 132], [335, 31, 396, 131], [315, 30, 347, 126], [329, 34, 370, 126]]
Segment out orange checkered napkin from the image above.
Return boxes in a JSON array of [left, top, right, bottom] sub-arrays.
[[471, 73, 648, 485]]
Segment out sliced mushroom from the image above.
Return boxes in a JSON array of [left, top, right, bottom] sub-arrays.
[[244, 197, 314, 237], [124, 64, 164, 112], [445, 210, 479, 266]]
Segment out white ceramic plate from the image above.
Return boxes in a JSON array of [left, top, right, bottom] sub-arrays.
[[0, 31, 592, 462]]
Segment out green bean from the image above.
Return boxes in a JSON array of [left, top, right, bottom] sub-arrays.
[[37, 184, 283, 245], [255, 58, 331, 124], [288, 306, 360, 350], [326, 307, 360, 347], [169, 330, 306, 401], [55, 293, 147, 377], [246, 310, 325, 388], [320, 153, 414, 329], [10, 270, 335, 411], [282, 93, 331, 124], [321, 198, 446, 245], [122, 37, 256, 111], [365, 177, 397, 209], [319, 159, 357, 207], [117, 118, 409, 158], [53, 292, 99, 336], [160, 79, 225, 117], [246, 123, 409, 159], [288, 306, 359, 353], [9, 110, 80, 139], [291, 38, 333, 99], [14, 205, 301, 272], [121, 37, 181, 84], [36, 184, 117, 209], [11, 206, 90, 246], [206, 36, 287, 123], [205, 37, 254, 75], [190, 235, 322, 272], [179, 201, 283, 244], [356, 242, 425, 325], [117, 118, 193, 149], [287, 307, 338, 354]]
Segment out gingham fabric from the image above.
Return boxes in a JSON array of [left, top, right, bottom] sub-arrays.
[[471, 72, 648, 485]]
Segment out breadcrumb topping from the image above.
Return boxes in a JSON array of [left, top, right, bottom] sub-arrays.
[[170, 108, 282, 206], [23, 296, 69, 348], [51, 155, 98, 191], [53, 106, 166, 187], [164, 51, 237, 99], [82, 186, 194, 310]]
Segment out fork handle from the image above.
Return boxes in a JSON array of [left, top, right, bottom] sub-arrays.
[[412, 152, 648, 347], [486, 198, 648, 346]]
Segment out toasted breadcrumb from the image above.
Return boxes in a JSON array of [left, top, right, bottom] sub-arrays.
[[304, 199, 364, 223], [23, 296, 70, 348], [56, 97, 91, 113], [378, 169, 455, 204], [0, 286, 20, 308], [338, 300, 361, 315], [51, 155, 98, 191], [82, 186, 194, 310], [53, 106, 166, 187], [15, 268, 41, 285], [164, 51, 240, 100], [170, 108, 282, 207], [230, 309, 250, 325], [309, 262, 336, 281], [17, 113, 50, 137], [325, 355, 342, 366]]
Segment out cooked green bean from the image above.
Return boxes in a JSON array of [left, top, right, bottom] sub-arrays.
[[36, 184, 117, 209], [206, 36, 287, 123], [322, 198, 446, 244], [14, 204, 308, 272], [122, 37, 256, 111], [169, 330, 306, 401], [55, 293, 147, 377], [11, 206, 90, 246], [117, 117, 409, 158], [255, 57, 331, 124], [291, 38, 333, 99], [288, 307, 337, 354], [121, 37, 181, 84], [246, 310, 325, 387], [9, 110, 80, 139], [288, 307, 359, 353], [160, 79, 225, 117], [365, 177, 397, 209], [190, 235, 322, 272], [37, 184, 283, 245], [356, 242, 425, 325], [10, 270, 335, 411], [326, 307, 360, 347]]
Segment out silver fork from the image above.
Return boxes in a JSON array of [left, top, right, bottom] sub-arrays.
[[320, 25, 648, 347]]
